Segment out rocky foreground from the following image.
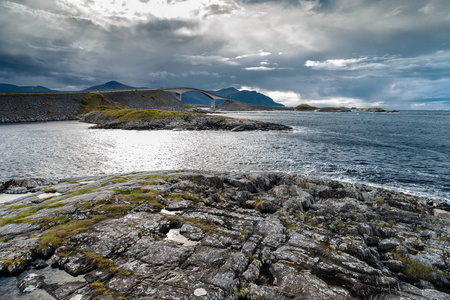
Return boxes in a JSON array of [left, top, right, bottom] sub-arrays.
[[1, 172, 449, 299], [81, 110, 292, 131]]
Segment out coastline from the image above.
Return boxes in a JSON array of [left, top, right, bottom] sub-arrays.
[[1, 170, 449, 299]]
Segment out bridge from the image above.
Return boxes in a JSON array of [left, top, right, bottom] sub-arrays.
[[161, 87, 230, 111]]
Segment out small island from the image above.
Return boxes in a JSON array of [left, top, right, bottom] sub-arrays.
[[294, 103, 398, 113], [81, 109, 292, 131]]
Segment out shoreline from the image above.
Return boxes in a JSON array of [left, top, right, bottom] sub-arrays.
[[1, 170, 449, 299], [1, 169, 449, 204]]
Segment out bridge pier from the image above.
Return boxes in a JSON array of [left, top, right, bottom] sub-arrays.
[[210, 99, 215, 111]]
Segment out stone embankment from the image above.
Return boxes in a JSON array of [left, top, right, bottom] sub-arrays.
[[1, 171, 449, 299], [0, 90, 185, 123], [80, 110, 292, 131]]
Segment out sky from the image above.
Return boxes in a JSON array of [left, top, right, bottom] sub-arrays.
[[1, 0, 450, 109]]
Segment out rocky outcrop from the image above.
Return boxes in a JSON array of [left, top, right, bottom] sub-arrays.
[[80, 110, 292, 131], [0, 171, 449, 299]]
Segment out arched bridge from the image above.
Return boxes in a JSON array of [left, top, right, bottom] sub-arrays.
[[161, 87, 230, 111]]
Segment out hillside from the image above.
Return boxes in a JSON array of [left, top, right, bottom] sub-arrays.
[[83, 81, 137, 91]]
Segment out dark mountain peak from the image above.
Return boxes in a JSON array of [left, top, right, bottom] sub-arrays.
[[216, 87, 239, 93], [84, 81, 136, 92], [0, 83, 54, 93]]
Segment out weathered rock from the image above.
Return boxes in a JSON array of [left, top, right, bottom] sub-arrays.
[[18, 273, 45, 293], [5, 186, 28, 194], [378, 238, 402, 252], [434, 208, 450, 218], [0, 171, 448, 299], [180, 223, 205, 241]]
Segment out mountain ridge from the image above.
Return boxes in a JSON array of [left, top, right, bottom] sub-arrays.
[[83, 81, 137, 91]]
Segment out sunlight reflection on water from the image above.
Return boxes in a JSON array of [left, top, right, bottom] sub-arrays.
[[0, 110, 449, 201]]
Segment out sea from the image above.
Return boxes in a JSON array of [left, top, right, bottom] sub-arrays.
[[0, 110, 448, 201]]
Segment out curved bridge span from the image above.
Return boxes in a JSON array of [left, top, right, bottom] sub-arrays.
[[161, 87, 230, 111]]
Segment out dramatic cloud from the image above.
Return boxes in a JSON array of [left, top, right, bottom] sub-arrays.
[[1, 0, 450, 108]]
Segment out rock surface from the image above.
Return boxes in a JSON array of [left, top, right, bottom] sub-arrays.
[[0, 171, 449, 299], [81, 110, 292, 131]]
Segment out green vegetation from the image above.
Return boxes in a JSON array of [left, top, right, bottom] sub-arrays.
[[113, 188, 163, 208], [166, 192, 199, 202], [71, 186, 99, 196], [38, 217, 103, 251], [112, 176, 128, 183], [393, 253, 433, 282], [96, 109, 196, 122], [294, 104, 318, 111], [77, 93, 125, 115], [0, 207, 43, 227], [279, 260, 305, 271]]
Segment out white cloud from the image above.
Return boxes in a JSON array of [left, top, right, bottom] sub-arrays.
[[181, 71, 220, 77], [2, 0, 450, 109], [302, 97, 367, 108], [412, 103, 426, 107], [305, 51, 450, 75], [148, 71, 177, 78], [305, 57, 371, 70], [243, 66, 276, 71], [369, 101, 385, 107], [235, 50, 272, 60], [55, 0, 240, 28], [177, 55, 239, 66]]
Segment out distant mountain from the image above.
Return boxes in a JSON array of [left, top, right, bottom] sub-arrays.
[[0, 83, 55, 93], [83, 81, 137, 92], [216, 88, 284, 107], [180, 87, 284, 107]]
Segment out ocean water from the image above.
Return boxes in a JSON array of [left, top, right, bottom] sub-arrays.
[[0, 110, 448, 201]]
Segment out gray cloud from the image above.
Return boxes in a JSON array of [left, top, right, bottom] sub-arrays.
[[1, 0, 450, 109]]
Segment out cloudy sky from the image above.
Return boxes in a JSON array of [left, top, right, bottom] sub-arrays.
[[1, 0, 450, 109]]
